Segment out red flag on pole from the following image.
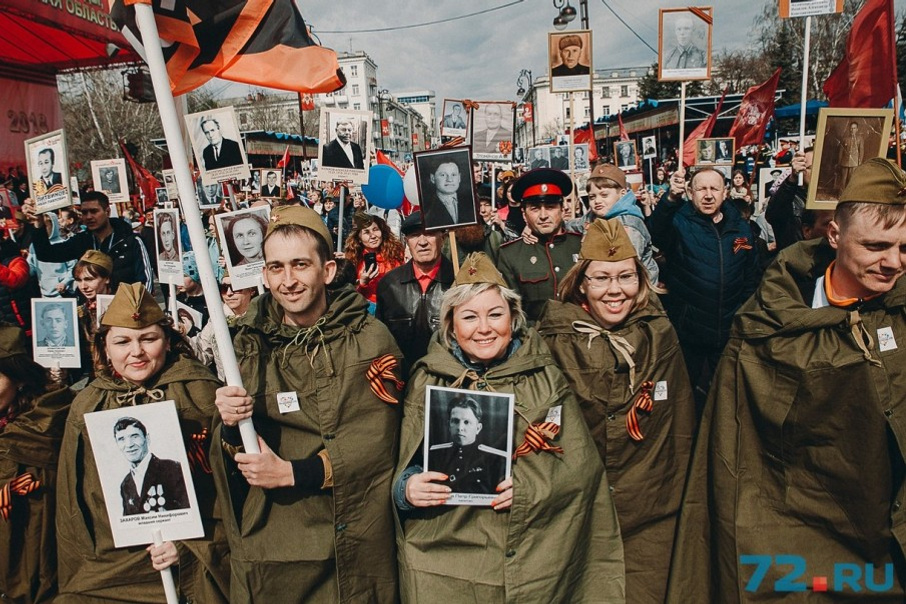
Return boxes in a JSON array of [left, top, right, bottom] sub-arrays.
[[618, 114, 629, 141], [110, 0, 346, 96], [118, 139, 161, 211], [729, 68, 781, 148], [823, 0, 896, 108], [682, 90, 727, 168], [299, 93, 315, 111], [276, 145, 290, 169]]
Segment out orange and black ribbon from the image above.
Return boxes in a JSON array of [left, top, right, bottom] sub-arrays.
[[733, 237, 753, 254], [462, 99, 479, 111], [626, 381, 654, 442], [188, 428, 212, 475], [367, 354, 405, 405], [513, 421, 564, 459], [0, 473, 41, 521], [498, 140, 513, 155]]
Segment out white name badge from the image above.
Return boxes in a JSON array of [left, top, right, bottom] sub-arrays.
[[654, 381, 668, 401], [276, 391, 300, 414], [545, 405, 562, 426], [877, 327, 897, 352]]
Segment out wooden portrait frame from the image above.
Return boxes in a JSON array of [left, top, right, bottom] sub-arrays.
[[614, 140, 639, 172], [548, 29, 593, 93], [658, 7, 712, 82], [807, 108, 894, 210]]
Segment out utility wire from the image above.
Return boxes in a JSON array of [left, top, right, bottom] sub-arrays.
[[315, 0, 525, 34], [600, 0, 658, 55]]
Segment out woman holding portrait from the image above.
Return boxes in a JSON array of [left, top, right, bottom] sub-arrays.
[[56, 283, 229, 603], [536, 218, 695, 603], [392, 252, 624, 603]]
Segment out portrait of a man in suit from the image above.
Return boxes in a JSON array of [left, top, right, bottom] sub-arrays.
[[420, 156, 477, 230], [260, 171, 281, 197], [100, 167, 121, 194], [443, 103, 467, 130], [200, 116, 244, 170], [114, 417, 189, 516], [322, 118, 365, 170], [472, 104, 512, 155], [37, 302, 74, 347], [35, 148, 63, 189], [551, 34, 591, 77]]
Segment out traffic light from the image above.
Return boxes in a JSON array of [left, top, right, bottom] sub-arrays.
[[123, 68, 155, 103]]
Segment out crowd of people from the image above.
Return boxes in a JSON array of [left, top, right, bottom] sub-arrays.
[[0, 138, 904, 603]]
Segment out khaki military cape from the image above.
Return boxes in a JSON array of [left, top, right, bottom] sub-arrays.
[[56, 355, 229, 603], [393, 328, 625, 603], [0, 386, 73, 603], [211, 286, 403, 603], [537, 298, 695, 604], [667, 238, 906, 602]]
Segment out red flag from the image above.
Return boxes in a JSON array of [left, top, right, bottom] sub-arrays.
[[118, 139, 160, 211], [299, 93, 315, 112], [276, 145, 290, 169], [522, 103, 534, 123], [380, 120, 390, 137], [573, 126, 599, 162], [618, 114, 629, 141], [682, 90, 727, 168], [110, 0, 346, 96], [729, 68, 781, 148], [823, 0, 896, 108]]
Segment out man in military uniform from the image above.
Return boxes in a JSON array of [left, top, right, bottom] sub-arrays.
[[429, 397, 507, 495], [497, 168, 582, 321]]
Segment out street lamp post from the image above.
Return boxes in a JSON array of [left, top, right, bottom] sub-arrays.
[[516, 69, 536, 148], [377, 88, 389, 152]]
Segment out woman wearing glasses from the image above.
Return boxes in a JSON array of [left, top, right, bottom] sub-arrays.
[[537, 218, 695, 604]]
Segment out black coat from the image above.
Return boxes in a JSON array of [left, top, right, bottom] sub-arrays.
[[202, 138, 243, 170], [120, 455, 189, 516], [422, 190, 476, 230], [322, 139, 364, 169]]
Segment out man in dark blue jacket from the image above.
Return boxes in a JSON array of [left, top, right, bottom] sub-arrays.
[[648, 167, 759, 413]]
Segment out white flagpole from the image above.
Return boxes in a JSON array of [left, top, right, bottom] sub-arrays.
[[133, 4, 259, 453], [798, 16, 812, 187], [678, 82, 687, 169], [152, 529, 179, 604]]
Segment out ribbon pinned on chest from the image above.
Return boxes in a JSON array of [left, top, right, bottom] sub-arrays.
[[188, 428, 213, 475], [513, 421, 564, 459], [367, 354, 405, 404], [626, 381, 655, 442], [0, 473, 41, 521]]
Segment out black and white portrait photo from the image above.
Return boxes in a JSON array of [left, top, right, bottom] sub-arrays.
[[31, 298, 80, 368], [26, 129, 72, 214], [471, 102, 514, 161], [163, 169, 179, 201], [642, 136, 658, 160], [154, 208, 183, 284], [83, 401, 204, 548], [614, 141, 638, 171], [424, 386, 514, 506], [441, 99, 469, 138], [91, 158, 129, 204], [548, 30, 593, 93], [528, 147, 551, 170], [197, 181, 224, 210], [186, 106, 251, 186], [658, 7, 712, 81], [414, 148, 478, 231], [215, 206, 271, 290], [574, 144, 590, 171], [259, 169, 282, 198], [318, 109, 372, 185]]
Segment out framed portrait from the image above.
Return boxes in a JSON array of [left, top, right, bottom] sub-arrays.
[[641, 135, 658, 160], [471, 101, 515, 162], [96, 293, 114, 328], [423, 385, 514, 506], [413, 147, 478, 232], [573, 144, 590, 172], [154, 208, 183, 285], [25, 129, 72, 214], [155, 187, 169, 205], [196, 180, 224, 210], [658, 7, 712, 82], [695, 137, 734, 165], [91, 159, 129, 204], [527, 146, 552, 170], [548, 29, 593, 93], [780, 0, 843, 18], [440, 99, 469, 138], [807, 108, 894, 210], [174, 301, 203, 339], [317, 109, 372, 185], [258, 169, 282, 199], [758, 166, 792, 208], [162, 169, 179, 201], [215, 206, 271, 290], [31, 298, 80, 368], [614, 140, 639, 172], [83, 401, 204, 548], [185, 106, 251, 186]]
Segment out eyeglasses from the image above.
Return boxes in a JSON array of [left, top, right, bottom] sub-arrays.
[[219, 284, 235, 294], [583, 272, 639, 288]]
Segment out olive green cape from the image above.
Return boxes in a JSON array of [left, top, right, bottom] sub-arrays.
[[394, 328, 625, 603], [537, 298, 695, 603], [211, 286, 403, 603], [56, 355, 229, 603], [668, 238, 906, 602]]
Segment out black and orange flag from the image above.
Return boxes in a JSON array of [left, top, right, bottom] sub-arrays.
[[109, 0, 346, 96]]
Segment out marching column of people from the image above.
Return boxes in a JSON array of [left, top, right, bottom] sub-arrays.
[[1, 156, 905, 602]]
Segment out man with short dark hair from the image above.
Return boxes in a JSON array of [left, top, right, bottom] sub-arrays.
[[422, 160, 476, 229], [376, 211, 454, 372], [35, 148, 63, 189], [212, 205, 403, 602], [260, 171, 280, 197], [114, 417, 189, 516], [38, 303, 73, 347], [649, 167, 759, 411], [24, 191, 153, 290], [668, 158, 906, 602]]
